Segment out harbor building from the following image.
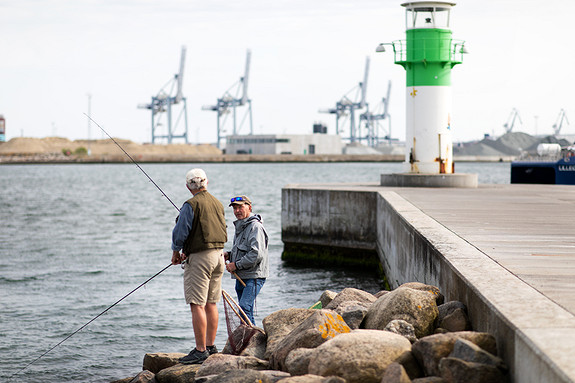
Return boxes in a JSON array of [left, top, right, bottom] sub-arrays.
[[225, 133, 343, 155]]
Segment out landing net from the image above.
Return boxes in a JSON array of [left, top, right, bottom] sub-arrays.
[[221, 289, 260, 355]]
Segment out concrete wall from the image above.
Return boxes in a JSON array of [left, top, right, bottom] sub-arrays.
[[281, 185, 575, 383]]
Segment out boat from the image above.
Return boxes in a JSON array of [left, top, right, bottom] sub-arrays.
[[511, 143, 575, 184]]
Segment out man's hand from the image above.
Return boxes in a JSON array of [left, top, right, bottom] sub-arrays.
[[172, 250, 184, 265], [226, 261, 237, 273]]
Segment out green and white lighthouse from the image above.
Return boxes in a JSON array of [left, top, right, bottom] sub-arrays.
[[378, 1, 466, 174]]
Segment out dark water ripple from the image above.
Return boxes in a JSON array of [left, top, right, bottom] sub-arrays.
[[0, 162, 510, 382]]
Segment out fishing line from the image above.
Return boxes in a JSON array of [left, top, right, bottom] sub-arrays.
[[10, 115, 181, 379], [83, 112, 180, 212], [9, 263, 172, 379]]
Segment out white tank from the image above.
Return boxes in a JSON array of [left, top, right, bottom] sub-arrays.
[[536, 143, 561, 156]]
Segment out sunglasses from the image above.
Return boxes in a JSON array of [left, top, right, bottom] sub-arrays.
[[230, 197, 246, 203]]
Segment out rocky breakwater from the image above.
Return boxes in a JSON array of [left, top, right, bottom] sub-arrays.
[[113, 282, 509, 383]]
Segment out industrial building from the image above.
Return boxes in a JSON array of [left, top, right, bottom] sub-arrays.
[[225, 133, 343, 155]]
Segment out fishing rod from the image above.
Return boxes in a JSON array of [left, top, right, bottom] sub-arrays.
[[9, 263, 172, 379], [83, 113, 181, 213], [9, 115, 181, 379]]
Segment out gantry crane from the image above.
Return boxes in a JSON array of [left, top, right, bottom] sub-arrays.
[[360, 80, 392, 147], [202, 50, 253, 149], [319, 57, 370, 143], [552, 109, 569, 135], [138, 46, 189, 144], [503, 108, 522, 134]]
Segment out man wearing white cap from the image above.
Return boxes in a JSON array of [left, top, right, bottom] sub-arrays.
[[171, 168, 227, 364]]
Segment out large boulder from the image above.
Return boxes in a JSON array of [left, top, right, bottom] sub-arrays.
[[399, 282, 444, 305], [438, 357, 507, 383], [143, 352, 186, 374], [318, 290, 338, 308], [324, 288, 377, 311], [439, 308, 470, 333], [411, 332, 498, 376], [380, 362, 411, 383], [437, 301, 470, 333], [449, 338, 507, 372], [307, 329, 412, 383], [155, 363, 201, 383], [128, 370, 156, 383], [263, 308, 315, 360], [333, 300, 369, 329], [277, 375, 346, 383], [362, 287, 439, 338], [269, 310, 351, 371], [285, 348, 316, 376], [194, 369, 273, 383], [195, 354, 269, 378]]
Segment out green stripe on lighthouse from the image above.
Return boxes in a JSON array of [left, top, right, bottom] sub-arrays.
[[396, 28, 462, 87]]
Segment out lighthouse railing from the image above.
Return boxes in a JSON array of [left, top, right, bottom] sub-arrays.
[[391, 39, 466, 66]]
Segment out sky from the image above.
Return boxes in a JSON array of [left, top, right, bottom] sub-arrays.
[[1, 0, 574, 145]]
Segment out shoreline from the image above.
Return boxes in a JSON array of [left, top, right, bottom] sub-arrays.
[[0, 153, 515, 164]]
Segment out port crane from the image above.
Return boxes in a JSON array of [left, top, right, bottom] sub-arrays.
[[503, 108, 522, 134], [138, 46, 189, 144], [319, 57, 370, 143], [360, 80, 392, 147], [202, 50, 253, 149], [552, 109, 569, 135]]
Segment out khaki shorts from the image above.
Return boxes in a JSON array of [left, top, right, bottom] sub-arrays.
[[183, 248, 225, 305]]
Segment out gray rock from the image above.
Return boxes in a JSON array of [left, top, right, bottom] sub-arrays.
[[308, 329, 412, 383], [277, 375, 346, 383], [380, 362, 411, 383], [197, 369, 273, 383], [319, 290, 338, 308], [222, 326, 267, 359], [129, 370, 156, 383], [384, 319, 417, 343], [285, 348, 315, 376], [263, 308, 315, 360], [155, 363, 201, 383], [195, 353, 269, 378], [411, 332, 498, 376], [143, 352, 186, 374], [439, 357, 507, 383], [374, 290, 390, 299], [363, 287, 438, 338], [437, 301, 466, 324], [398, 282, 444, 305], [270, 309, 351, 371], [439, 309, 471, 332], [196, 370, 291, 383], [394, 349, 424, 380], [439, 308, 470, 333], [412, 378, 445, 383], [334, 300, 370, 329], [325, 287, 377, 311], [450, 338, 507, 372]]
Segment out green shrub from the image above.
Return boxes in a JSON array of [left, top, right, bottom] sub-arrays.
[[74, 147, 88, 156]]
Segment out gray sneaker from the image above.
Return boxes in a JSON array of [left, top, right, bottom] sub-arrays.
[[179, 348, 209, 364], [206, 345, 219, 355]]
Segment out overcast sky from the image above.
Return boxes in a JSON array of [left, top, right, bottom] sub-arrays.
[[1, 0, 573, 145]]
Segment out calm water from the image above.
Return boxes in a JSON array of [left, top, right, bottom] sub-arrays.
[[0, 162, 510, 382]]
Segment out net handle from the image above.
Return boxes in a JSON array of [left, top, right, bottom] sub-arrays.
[[222, 289, 253, 327]]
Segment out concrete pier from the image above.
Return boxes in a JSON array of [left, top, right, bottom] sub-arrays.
[[282, 183, 575, 382]]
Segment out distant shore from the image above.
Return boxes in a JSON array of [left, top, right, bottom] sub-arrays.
[[0, 136, 515, 164]]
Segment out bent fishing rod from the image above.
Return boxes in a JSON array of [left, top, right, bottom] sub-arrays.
[[9, 115, 180, 379]]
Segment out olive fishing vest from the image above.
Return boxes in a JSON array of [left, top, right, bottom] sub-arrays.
[[182, 190, 227, 255]]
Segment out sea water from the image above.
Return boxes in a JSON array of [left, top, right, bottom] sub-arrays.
[[0, 162, 510, 382]]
